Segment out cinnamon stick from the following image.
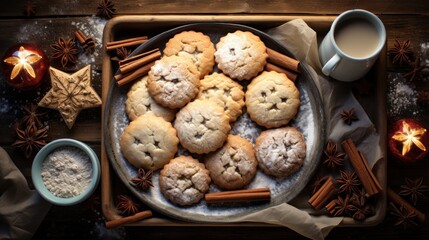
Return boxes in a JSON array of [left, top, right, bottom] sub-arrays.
[[342, 138, 382, 197], [74, 30, 95, 50], [266, 47, 300, 73], [106, 36, 148, 51], [308, 177, 337, 210], [115, 61, 155, 86], [205, 188, 271, 203], [119, 48, 159, 66], [105, 210, 153, 228], [119, 50, 161, 74], [387, 187, 426, 223], [265, 62, 298, 81]]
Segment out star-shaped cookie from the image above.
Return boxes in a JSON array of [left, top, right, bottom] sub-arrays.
[[38, 65, 102, 129]]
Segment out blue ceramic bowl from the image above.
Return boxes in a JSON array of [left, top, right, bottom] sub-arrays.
[[31, 138, 100, 206]]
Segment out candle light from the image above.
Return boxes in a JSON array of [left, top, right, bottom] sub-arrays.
[[1, 43, 49, 90], [388, 118, 428, 164]]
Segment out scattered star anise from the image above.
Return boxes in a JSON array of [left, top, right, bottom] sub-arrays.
[[97, 0, 116, 19], [111, 47, 131, 62], [336, 170, 361, 195], [12, 123, 48, 159], [340, 108, 359, 125], [331, 195, 358, 217], [130, 168, 154, 190], [323, 140, 345, 169], [389, 202, 418, 230], [399, 177, 429, 206], [50, 38, 80, 69], [115, 195, 140, 216], [21, 103, 47, 127], [23, 0, 36, 17], [388, 39, 414, 66], [350, 188, 367, 207]]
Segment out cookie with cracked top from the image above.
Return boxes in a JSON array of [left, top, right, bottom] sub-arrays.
[[148, 55, 200, 109], [246, 71, 300, 128], [255, 127, 306, 178], [159, 156, 211, 206], [163, 31, 215, 79], [196, 72, 245, 122], [120, 114, 179, 171], [205, 134, 257, 190], [174, 99, 230, 154], [125, 75, 176, 122], [215, 30, 268, 81]]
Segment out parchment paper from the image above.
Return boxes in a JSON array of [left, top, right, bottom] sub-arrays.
[[227, 19, 383, 240]]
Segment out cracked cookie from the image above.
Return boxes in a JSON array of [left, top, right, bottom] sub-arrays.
[[163, 31, 215, 79], [196, 72, 245, 122], [159, 156, 211, 206], [246, 71, 300, 128], [148, 55, 200, 109], [215, 30, 268, 81], [174, 99, 230, 154], [125, 75, 176, 122], [255, 127, 306, 178], [120, 114, 179, 171], [205, 134, 257, 190]]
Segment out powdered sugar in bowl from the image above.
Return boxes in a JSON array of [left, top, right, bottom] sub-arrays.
[[31, 138, 100, 206]]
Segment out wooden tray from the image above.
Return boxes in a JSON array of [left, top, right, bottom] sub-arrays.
[[101, 15, 387, 227]]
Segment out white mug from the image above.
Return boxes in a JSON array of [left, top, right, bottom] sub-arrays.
[[319, 9, 386, 82]]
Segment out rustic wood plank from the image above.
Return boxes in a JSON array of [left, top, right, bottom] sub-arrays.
[[1, 0, 429, 17]]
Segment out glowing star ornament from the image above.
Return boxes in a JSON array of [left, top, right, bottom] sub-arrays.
[[1, 43, 49, 90], [38, 65, 102, 129], [388, 119, 429, 164]]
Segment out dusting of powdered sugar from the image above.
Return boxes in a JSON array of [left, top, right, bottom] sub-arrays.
[[387, 73, 419, 117], [230, 111, 261, 144]]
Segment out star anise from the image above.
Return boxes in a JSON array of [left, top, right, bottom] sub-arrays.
[[50, 38, 80, 69], [336, 170, 361, 195], [21, 103, 47, 127], [399, 177, 429, 206], [23, 0, 36, 17], [308, 175, 328, 194], [389, 202, 418, 230], [111, 47, 131, 62], [350, 188, 367, 207], [115, 195, 140, 216], [130, 168, 154, 190], [403, 57, 429, 82], [331, 195, 358, 217], [323, 140, 345, 169], [388, 39, 414, 66], [12, 123, 48, 159], [340, 108, 359, 125], [97, 0, 116, 19]]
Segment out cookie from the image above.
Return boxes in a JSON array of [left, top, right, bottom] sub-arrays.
[[120, 114, 179, 171], [255, 127, 306, 178], [163, 31, 215, 79], [205, 134, 257, 190], [196, 72, 245, 122], [125, 75, 176, 122], [159, 156, 211, 206], [148, 55, 200, 109], [174, 99, 230, 154], [215, 30, 268, 81], [245, 71, 300, 128]]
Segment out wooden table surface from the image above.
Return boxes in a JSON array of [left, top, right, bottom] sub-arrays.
[[1, 1, 428, 239]]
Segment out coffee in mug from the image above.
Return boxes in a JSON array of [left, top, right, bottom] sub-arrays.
[[334, 19, 380, 58], [319, 9, 386, 82]]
